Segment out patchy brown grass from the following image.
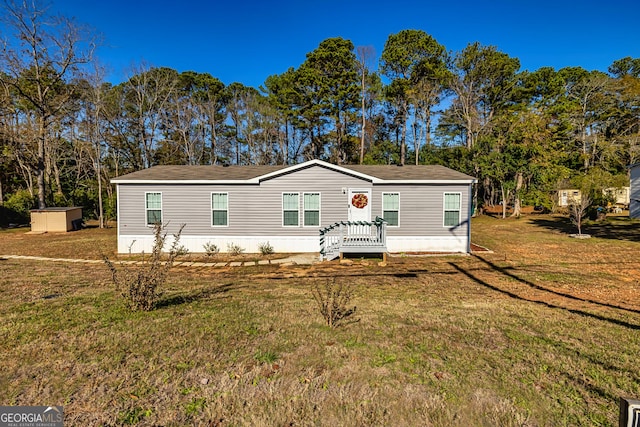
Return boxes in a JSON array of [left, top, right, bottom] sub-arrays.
[[0, 214, 639, 426], [0, 223, 289, 263], [0, 224, 118, 259]]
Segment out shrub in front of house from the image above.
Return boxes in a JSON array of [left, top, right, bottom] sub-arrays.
[[311, 279, 359, 328], [104, 222, 185, 311], [227, 243, 245, 256], [259, 241, 274, 256], [203, 242, 220, 257]]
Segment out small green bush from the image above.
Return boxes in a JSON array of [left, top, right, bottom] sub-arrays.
[[175, 245, 190, 257], [258, 241, 274, 256], [52, 192, 68, 207], [227, 242, 245, 256], [3, 189, 35, 224], [203, 242, 220, 257]]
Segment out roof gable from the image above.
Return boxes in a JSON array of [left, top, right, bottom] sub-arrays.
[[257, 160, 378, 183]]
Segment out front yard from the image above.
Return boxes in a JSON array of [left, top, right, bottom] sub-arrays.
[[0, 214, 638, 425]]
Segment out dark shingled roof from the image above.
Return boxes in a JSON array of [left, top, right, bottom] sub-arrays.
[[345, 164, 474, 181], [112, 165, 284, 181], [111, 161, 475, 182]]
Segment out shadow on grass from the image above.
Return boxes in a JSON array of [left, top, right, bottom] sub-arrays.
[[530, 216, 640, 242], [157, 282, 242, 309], [270, 269, 456, 281], [532, 324, 640, 381], [474, 255, 640, 315], [448, 260, 640, 331]]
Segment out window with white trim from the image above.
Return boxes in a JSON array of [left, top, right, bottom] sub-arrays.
[[303, 193, 320, 226], [282, 193, 299, 226], [145, 192, 162, 226], [211, 193, 228, 226], [382, 193, 400, 226], [443, 192, 461, 227]]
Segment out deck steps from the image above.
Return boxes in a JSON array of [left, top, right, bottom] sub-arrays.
[[319, 217, 388, 261]]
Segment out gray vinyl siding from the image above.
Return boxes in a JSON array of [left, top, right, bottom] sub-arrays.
[[118, 166, 367, 237], [117, 165, 471, 237], [631, 165, 640, 219], [371, 184, 470, 237]]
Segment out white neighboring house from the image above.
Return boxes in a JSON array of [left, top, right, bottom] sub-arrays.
[[111, 159, 477, 257], [558, 187, 630, 210], [557, 189, 582, 207], [603, 187, 630, 206], [631, 164, 640, 219]]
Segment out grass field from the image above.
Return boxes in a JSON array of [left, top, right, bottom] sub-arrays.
[[1, 215, 639, 426]]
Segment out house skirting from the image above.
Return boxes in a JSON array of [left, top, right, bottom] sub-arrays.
[[117, 234, 469, 255], [386, 235, 468, 253]]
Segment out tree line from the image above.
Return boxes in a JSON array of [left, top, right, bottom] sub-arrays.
[[1, 0, 638, 226]]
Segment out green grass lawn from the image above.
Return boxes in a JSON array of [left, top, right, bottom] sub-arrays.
[[1, 215, 639, 426]]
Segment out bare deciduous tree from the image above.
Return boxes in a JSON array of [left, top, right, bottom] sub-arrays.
[[125, 64, 177, 169], [356, 45, 375, 164], [569, 195, 592, 236], [0, 0, 97, 208]]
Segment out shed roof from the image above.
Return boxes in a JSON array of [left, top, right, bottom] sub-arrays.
[[30, 207, 82, 212], [111, 159, 476, 184]]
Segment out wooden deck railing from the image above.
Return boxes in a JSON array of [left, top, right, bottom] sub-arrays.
[[319, 217, 388, 261]]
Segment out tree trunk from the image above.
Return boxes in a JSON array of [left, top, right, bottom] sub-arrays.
[[511, 172, 523, 218], [360, 67, 366, 165], [284, 119, 289, 165], [423, 107, 432, 165], [483, 177, 491, 206], [425, 106, 432, 148], [209, 117, 218, 165], [466, 121, 473, 150], [582, 126, 589, 171], [53, 161, 63, 198], [37, 116, 46, 209], [96, 137, 104, 228], [512, 195, 521, 218], [400, 100, 407, 165], [336, 112, 343, 165], [501, 184, 507, 219], [413, 109, 420, 166]]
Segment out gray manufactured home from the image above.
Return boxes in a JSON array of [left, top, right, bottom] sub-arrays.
[[631, 163, 640, 219], [111, 159, 476, 258]]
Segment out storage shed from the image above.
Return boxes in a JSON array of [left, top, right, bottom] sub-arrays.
[[30, 207, 83, 232]]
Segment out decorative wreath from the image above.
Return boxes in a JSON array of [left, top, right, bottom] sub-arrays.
[[351, 193, 368, 209]]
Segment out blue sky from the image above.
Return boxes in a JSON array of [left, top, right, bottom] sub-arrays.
[[52, 0, 640, 88]]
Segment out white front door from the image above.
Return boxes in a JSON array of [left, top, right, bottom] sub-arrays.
[[348, 188, 371, 222]]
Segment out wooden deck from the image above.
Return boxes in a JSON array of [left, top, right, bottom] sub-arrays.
[[319, 217, 388, 261]]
